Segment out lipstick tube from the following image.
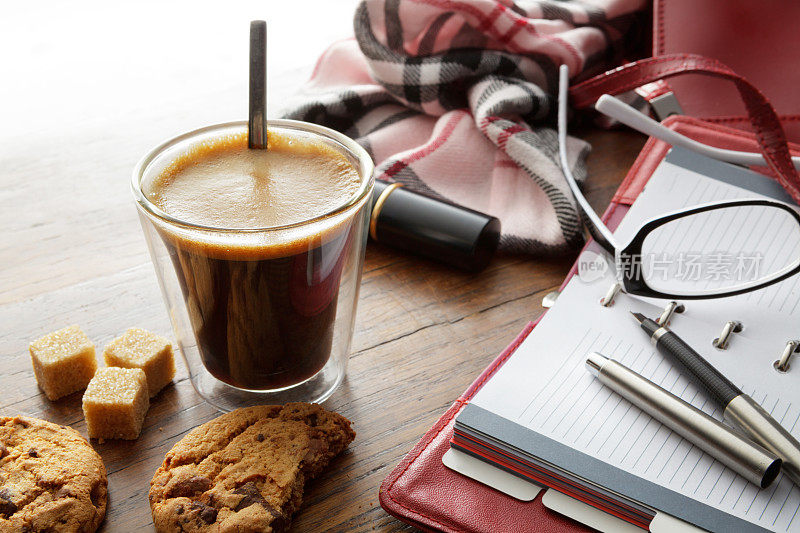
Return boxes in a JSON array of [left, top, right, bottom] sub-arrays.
[[369, 180, 501, 272]]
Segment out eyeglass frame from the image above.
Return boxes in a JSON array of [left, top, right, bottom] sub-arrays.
[[556, 65, 800, 300]]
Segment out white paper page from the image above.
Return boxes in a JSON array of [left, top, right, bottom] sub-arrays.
[[612, 157, 800, 345], [471, 276, 800, 531]]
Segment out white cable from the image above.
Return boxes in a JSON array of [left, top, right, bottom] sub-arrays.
[[558, 65, 619, 249], [595, 94, 800, 170]]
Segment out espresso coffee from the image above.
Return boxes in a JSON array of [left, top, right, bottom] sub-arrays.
[[144, 131, 361, 390]]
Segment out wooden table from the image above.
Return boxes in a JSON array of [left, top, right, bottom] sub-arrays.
[[0, 3, 646, 531]]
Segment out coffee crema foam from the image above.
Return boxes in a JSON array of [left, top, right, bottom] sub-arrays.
[[144, 130, 361, 231]]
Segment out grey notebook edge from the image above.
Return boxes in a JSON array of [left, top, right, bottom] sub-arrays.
[[458, 403, 769, 533], [664, 147, 795, 204]]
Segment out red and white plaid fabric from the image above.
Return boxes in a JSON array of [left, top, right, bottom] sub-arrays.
[[283, 0, 646, 255]]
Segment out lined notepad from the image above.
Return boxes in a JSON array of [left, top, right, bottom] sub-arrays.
[[466, 149, 800, 532]]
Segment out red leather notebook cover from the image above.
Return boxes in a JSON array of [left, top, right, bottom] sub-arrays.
[[378, 116, 800, 532]]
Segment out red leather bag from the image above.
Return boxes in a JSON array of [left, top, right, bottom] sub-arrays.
[[653, 0, 800, 142], [569, 54, 800, 204]]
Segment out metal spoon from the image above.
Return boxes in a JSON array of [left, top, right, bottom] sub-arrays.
[[248, 20, 267, 149]]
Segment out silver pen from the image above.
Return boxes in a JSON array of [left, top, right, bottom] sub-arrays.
[[633, 312, 800, 487], [586, 352, 781, 488]]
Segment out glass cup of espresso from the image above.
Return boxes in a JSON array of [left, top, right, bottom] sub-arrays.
[[132, 120, 373, 411]]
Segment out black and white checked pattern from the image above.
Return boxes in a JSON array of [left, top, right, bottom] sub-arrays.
[[283, 0, 646, 255]]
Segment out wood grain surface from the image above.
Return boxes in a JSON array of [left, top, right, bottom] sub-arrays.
[[0, 3, 646, 531]]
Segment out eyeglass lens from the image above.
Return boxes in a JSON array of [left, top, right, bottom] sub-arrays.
[[637, 204, 800, 295]]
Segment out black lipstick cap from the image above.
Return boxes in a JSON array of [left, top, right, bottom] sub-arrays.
[[369, 180, 501, 272]]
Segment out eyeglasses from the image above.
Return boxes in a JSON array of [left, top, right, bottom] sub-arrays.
[[556, 65, 800, 300]]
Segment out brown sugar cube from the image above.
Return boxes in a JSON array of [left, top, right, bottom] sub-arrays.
[[29, 325, 97, 400], [103, 327, 175, 397], [82, 367, 149, 440]]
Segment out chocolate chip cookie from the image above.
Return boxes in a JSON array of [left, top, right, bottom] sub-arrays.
[[149, 403, 355, 532], [0, 416, 108, 532]]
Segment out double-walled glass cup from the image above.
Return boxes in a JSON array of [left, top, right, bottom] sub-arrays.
[[132, 120, 373, 411]]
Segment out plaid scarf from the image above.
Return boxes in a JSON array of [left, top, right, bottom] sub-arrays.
[[283, 0, 646, 255]]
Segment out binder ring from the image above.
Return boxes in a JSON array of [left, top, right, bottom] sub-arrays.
[[713, 321, 744, 350], [542, 291, 560, 308], [600, 282, 623, 307], [774, 340, 800, 373], [656, 301, 685, 326]]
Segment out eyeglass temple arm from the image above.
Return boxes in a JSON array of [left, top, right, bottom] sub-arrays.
[[557, 65, 619, 253], [596, 94, 800, 170]]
